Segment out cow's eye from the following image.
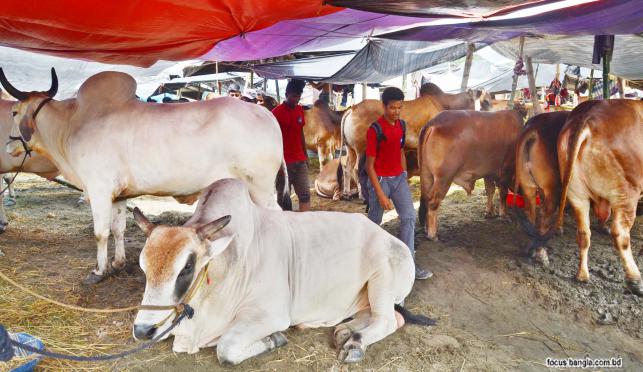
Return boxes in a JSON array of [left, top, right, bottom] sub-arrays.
[[179, 260, 193, 277], [12, 111, 17, 117]]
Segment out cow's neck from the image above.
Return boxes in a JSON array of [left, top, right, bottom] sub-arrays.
[[33, 100, 80, 184]]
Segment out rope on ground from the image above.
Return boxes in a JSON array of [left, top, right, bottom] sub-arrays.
[[0, 270, 139, 313]]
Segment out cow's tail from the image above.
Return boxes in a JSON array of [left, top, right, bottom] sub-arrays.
[[417, 123, 432, 226], [276, 158, 292, 211], [554, 115, 591, 235], [395, 304, 437, 326]]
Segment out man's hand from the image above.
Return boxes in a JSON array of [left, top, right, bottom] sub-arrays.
[[378, 195, 394, 210]]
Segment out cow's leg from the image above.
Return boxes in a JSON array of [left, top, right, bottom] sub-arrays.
[[334, 309, 372, 350], [342, 148, 356, 199], [338, 275, 398, 363], [110, 200, 127, 271], [0, 190, 7, 233], [317, 145, 330, 170], [498, 182, 509, 219], [610, 204, 643, 295], [246, 174, 282, 211], [427, 178, 449, 241], [216, 311, 288, 366], [84, 194, 114, 285], [484, 177, 497, 218], [570, 198, 592, 283]]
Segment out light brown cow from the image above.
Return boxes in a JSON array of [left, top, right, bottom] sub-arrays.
[[0, 99, 58, 233], [418, 110, 524, 240], [339, 94, 443, 198], [314, 156, 357, 200], [303, 100, 344, 170], [556, 99, 642, 295], [419, 83, 491, 111]]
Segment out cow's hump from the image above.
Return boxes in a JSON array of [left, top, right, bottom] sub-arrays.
[[77, 71, 137, 108]]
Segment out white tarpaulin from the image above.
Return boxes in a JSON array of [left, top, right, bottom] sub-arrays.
[[0, 46, 187, 99]]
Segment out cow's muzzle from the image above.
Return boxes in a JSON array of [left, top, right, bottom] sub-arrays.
[[133, 324, 158, 340]]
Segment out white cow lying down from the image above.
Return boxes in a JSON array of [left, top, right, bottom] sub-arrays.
[[132, 178, 435, 365]]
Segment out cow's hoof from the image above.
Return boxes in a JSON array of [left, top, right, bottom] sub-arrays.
[[625, 280, 643, 296], [4, 198, 16, 207], [484, 212, 497, 219], [426, 235, 439, 242], [110, 259, 128, 273], [269, 332, 288, 348], [574, 274, 590, 284], [533, 247, 549, 266], [340, 194, 353, 201], [338, 334, 365, 363], [83, 271, 108, 285], [333, 325, 353, 350]]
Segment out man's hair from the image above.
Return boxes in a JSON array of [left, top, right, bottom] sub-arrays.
[[382, 87, 404, 105], [286, 79, 306, 95]]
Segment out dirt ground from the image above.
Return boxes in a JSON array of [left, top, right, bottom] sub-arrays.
[[0, 162, 641, 371]]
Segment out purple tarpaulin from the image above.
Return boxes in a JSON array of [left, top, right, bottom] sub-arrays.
[[203, 9, 437, 62], [379, 0, 643, 42]]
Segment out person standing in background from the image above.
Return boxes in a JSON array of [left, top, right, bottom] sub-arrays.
[[272, 80, 310, 212]]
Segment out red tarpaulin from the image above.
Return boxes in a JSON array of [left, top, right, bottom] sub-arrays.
[[0, 0, 341, 66]]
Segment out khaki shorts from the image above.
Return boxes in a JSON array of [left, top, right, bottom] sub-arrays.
[[286, 161, 311, 203]]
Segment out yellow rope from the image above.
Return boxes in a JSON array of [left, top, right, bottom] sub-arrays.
[[0, 270, 139, 313]]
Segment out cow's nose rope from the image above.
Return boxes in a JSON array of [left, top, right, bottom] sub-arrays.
[[0, 263, 210, 362]]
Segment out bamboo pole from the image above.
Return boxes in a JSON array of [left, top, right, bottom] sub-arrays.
[[617, 77, 624, 98], [602, 48, 611, 99], [588, 69, 594, 100], [215, 61, 221, 95], [460, 42, 475, 92], [508, 36, 525, 110], [525, 56, 542, 116], [276, 80, 280, 102]]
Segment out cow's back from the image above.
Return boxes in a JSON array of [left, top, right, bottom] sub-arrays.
[[422, 110, 523, 180]]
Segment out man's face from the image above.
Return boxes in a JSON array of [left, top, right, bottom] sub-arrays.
[[384, 100, 403, 121], [286, 92, 301, 106], [228, 90, 240, 98]]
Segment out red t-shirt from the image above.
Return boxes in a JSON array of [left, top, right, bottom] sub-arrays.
[[365, 116, 404, 177], [272, 103, 307, 164]]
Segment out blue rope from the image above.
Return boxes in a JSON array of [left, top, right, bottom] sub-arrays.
[[0, 304, 193, 363]]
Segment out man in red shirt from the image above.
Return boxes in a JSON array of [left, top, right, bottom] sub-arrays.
[[365, 87, 432, 280], [272, 80, 310, 211]]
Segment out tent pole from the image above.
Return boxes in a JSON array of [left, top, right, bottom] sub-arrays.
[[617, 77, 624, 99], [460, 42, 475, 92], [602, 47, 612, 99], [276, 80, 281, 102], [508, 36, 525, 110], [215, 61, 221, 95], [588, 69, 594, 100], [362, 83, 367, 103], [525, 55, 542, 116]]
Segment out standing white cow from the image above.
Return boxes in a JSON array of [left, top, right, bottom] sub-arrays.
[[0, 69, 290, 284], [0, 99, 59, 233], [131, 178, 435, 365]]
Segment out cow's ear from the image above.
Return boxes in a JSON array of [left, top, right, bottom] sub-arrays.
[[204, 234, 236, 258], [18, 115, 34, 142], [133, 207, 155, 236]]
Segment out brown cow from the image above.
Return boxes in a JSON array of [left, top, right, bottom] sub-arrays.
[[340, 94, 443, 198], [418, 110, 524, 240], [314, 156, 357, 200], [419, 83, 491, 111], [501, 111, 570, 264], [303, 100, 344, 170], [0, 99, 58, 233], [556, 99, 642, 295]]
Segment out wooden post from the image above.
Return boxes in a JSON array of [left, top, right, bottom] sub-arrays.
[[362, 83, 367, 103], [215, 61, 221, 95], [588, 69, 594, 100], [250, 70, 254, 86], [602, 48, 612, 99], [525, 55, 542, 116], [402, 74, 407, 93], [460, 42, 475, 92], [617, 77, 624, 98], [508, 36, 525, 110], [275, 80, 281, 102], [263, 78, 267, 93]]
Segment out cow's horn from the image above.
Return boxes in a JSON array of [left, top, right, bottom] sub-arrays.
[[45, 68, 58, 98], [0, 68, 29, 101]]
